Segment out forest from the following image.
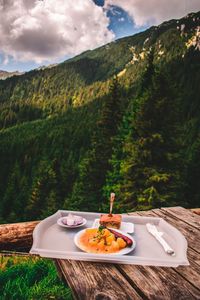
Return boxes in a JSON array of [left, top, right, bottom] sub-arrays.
[[0, 11, 200, 223]]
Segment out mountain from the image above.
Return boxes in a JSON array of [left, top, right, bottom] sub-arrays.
[[0, 70, 24, 80], [0, 11, 199, 223]]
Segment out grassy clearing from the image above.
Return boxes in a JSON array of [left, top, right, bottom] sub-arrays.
[[0, 255, 73, 300]]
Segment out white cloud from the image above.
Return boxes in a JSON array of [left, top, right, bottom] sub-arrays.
[[105, 0, 200, 27], [0, 0, 114, 64], [0, 53, 9, 65]]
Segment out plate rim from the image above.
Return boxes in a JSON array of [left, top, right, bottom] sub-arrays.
[[74, 227, 136, 255], [92, 219, 134, 233], [57, 216, 87, 228]]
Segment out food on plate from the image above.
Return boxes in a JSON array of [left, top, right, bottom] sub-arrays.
[[78, 226, 133, 254], [108, 228, 133, 247], [62, 213, 83, 226], [99, 214, 122, 229]]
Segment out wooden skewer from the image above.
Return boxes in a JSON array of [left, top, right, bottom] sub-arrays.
[[109, 193, 115, 216]]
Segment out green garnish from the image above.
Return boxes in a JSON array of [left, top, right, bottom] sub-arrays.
[[98, 225, 105, 232]]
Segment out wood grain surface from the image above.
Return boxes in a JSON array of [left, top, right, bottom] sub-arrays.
[[190, 208, 200, 216], [0, 220, 39, 251], [161, 206, 200, 230], [56, 259, 142, 300], [117, 264, 200, 300]]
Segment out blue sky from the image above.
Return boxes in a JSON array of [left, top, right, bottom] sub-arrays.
[[94, 0, 147, 38], [0, 0, 199, 72]]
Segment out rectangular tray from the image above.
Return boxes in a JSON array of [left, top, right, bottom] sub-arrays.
[[30, 210, 189, 267]]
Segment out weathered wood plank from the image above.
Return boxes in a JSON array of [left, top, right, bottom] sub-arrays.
[[134, 209, 200, 291], [56, 259, 142, 300], [161, 207, 200, 230], [190, 208, 200, 216], [186, 248, 200, 267], [117, 264, 200, 300], [0, 221, 39, 251], [0, 250, 38, 257], [175, 258, 200, 290]]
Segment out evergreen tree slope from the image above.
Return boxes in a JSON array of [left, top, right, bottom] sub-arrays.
[[0, 11, 200, 222]]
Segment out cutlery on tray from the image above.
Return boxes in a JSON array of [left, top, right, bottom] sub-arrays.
[[146, 223, 175, 256]]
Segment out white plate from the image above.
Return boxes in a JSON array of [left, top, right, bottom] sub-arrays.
[[92, 219, 134, 234], [74, 228, 136, 255], [57, 217, 87, 228]]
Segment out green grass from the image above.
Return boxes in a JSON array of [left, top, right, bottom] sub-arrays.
[[0, 255, 73, 300]]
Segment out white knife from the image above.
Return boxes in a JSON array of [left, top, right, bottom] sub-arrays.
[[146, 223, 175, 256]]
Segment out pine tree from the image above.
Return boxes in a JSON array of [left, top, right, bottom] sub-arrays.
[[118, 64, 183, 211], [26, 160, 59, 219], [103, 52, 155, 212], [65, 77, 124, 211], [1, 162, 21, 220]]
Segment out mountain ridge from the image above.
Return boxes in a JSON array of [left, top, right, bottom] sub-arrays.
[[0, 70, 24, 80], [0, 10, 199, 82]]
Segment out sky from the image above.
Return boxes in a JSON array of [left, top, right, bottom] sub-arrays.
[[0, 0, 199, 72]]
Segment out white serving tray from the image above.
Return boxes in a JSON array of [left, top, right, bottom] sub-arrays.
[[30, 210, 189, 267]]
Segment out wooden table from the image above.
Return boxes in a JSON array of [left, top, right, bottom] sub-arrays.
[[55, 207, 200, 300]]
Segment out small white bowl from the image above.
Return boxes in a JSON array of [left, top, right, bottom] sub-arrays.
[[57, 217, 87, 228]]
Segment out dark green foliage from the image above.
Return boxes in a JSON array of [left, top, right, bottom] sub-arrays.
[[0, 256, 72, 300], [0, 11, 200, 222], [0, 103, 43, 129], [180, 47, 200, 208], [118, 67, 183, 211], [65, 77, 124, 211], [0, 100, 101, 222]]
